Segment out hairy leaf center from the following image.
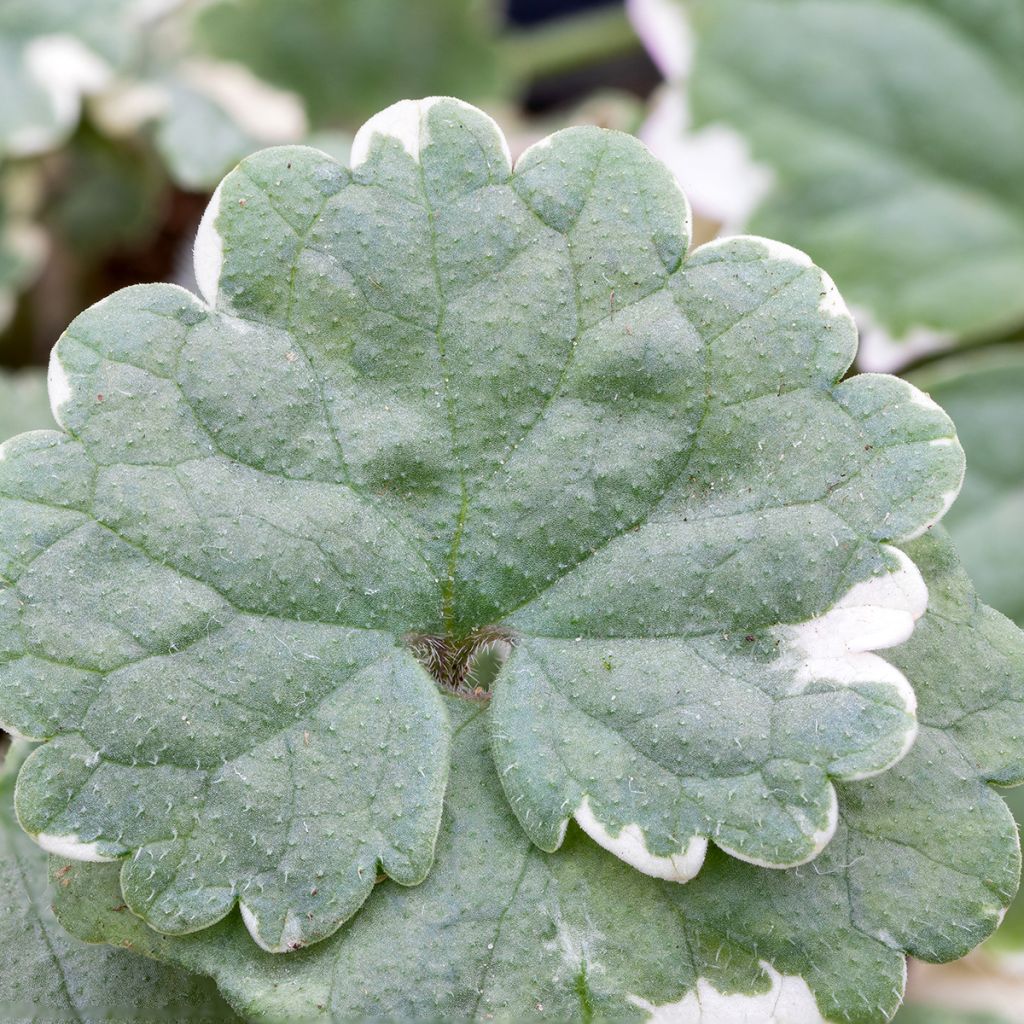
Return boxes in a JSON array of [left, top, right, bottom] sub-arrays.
[[405, 627, 514, 698]]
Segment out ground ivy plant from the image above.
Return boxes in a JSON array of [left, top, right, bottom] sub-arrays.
[[48, 529, 1024, 1021], [0, 98, 1017, 1020]]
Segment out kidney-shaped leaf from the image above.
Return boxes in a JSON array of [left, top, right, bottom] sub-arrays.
[[50, 530, 1024, 1022], [0, 99, 963, 952]]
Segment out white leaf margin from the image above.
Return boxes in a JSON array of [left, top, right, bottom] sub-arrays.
[[629, 959, 840, 1023]]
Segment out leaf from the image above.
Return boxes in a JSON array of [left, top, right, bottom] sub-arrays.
[[985, 787, 1024, 962], [50, 531, 1024, 1022], [46, 126, 165, 258], [0, 169, 46, 333], [910, 346, 1024, 962], [910, 346, 1024, 627], [0, 369, 52, 441], [643, 0, 1024, 352], [0, 0, 142, 157], [0, 98, 964, 951], [901, 342, 1024, 966], [193, 0, 504, 129], [149, 63, 307, 192], [0, 740, 240, 1023], [894, 1009, 1011, 1024]]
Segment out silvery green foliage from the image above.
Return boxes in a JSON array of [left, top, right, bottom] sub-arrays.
[[910, 347, 1024, 628], [50, 530, 1024, 1023], [147, 64, 307, 192], [193, 0, 503, 129], [0, 0, 305, 190], [0, 370, 52, 441], [909, 345, 1024, 964], [634, 0, 1024, 357], [0, 98, 964, 955], [0, 171, 46, 332], [0, 0, 142, 158], [987, 787, 1024, 959], [894, 1009, 1011, 1024], [0, 742, 239, 1023]]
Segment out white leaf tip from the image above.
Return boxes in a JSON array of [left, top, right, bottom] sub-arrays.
[[350, 97, 511, 171], [35, 832, 117, 862], [574, 796, 707, 881]]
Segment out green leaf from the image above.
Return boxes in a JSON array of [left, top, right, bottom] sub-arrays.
[[910, 346, 1024, 627], [0, 370, 51, 442], [50, 532, 1024, 1021], [650, 0, 1024, 351], [909, 346, 1024, 962], [0, 740, 240, 1023], [0, 169, 45, 332], [0, 0, 142, 157], [0, 99, 964, 952], [893, 1009, 1011, 1024], [987, 786, 1024, 958], [46, 125, 165, 258], [193, 0, 504, 129], [150, 69, 305, 193]]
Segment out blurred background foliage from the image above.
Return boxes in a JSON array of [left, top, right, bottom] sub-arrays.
[[1, 1, 1022, 1020]]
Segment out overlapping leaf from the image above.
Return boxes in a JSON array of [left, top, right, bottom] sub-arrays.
[[910, 347, 1024, 627], [50, 530, 1024, 1023], [193, 0, 503, 129], [0, 370, 51, 442], [0, 172, 45, 333], [0, 0, 145, 158], [0, 99, 963, 953], [635, 0, 1024, 357], [908, 344, 1024, 964], [0, 741, 239, 1023]]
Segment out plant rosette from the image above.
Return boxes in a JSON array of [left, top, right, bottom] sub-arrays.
[[0, 97, 1017, 1023]]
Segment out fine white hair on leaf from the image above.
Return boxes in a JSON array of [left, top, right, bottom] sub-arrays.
[[193, 182, 224, 306], [817, 268, 850, 321], [747, 235, 813, 267], [34, 832, 118, 863], [628, 961, 833, 1023], [717, 787, 839, 868], [350, 96, 512, 172], [695, 233, 812, 268], [896, 381, 964, 540], [351, 98, 427, 165], [574, 796, 708, 882], [239, 903, 306, 953]]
